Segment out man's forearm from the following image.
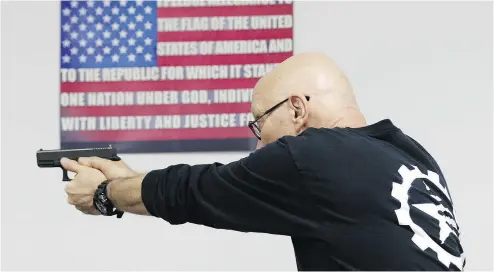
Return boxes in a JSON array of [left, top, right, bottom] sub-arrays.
[[107, 174, 150, 216]]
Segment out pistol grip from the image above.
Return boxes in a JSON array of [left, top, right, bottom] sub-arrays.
[[62, 169, 72, 182]]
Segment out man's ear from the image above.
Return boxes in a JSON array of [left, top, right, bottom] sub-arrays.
[[289, 95, 308, 123]]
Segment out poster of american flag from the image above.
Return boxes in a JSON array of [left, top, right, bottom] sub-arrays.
[[59, 0, 294, 153]]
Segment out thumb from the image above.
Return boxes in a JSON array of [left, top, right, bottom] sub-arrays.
[[60, 157, 83, 173], [78, 156, 112, 171]]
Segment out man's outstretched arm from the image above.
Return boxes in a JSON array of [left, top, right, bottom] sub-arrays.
[[103, 137, 322, 237], [106, 174, 149, 216]]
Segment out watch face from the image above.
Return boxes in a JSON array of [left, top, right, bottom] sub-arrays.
[[94, 182, 114, 216], [98, 194, 108, 203], [95, 201, 107, 214]]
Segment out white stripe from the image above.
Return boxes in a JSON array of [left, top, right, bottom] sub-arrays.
[[158, 15, 293, 32], [157, 39, 293, 56], [157, 0, 291, 8], [60, 89, 253, 107], [60, 64, 278, 82]]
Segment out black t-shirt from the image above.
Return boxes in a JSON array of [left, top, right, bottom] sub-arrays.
[[142, 119, 466, 271]]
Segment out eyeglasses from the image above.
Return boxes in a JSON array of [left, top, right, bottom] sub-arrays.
[[248, 96, 310, 140]]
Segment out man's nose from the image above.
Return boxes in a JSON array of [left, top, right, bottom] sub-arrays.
[[256, 141, 264, 150]]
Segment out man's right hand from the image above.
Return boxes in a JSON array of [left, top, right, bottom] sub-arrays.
[[77, 156, 138, 181]]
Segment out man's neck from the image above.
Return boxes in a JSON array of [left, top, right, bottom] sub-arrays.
[[332, 117, 367, 129], [328, 109, 367, 129]]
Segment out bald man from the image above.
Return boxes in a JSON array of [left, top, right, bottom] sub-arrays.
[[61, 52, 466, 271]]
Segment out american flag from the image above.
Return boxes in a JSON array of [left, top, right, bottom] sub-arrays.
[[60, 0, 294, 153]]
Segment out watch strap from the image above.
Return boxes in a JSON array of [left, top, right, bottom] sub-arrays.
[[93, 180, 124, 218]]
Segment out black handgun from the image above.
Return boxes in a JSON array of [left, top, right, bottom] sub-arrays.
[[37, 145, 121, 181]]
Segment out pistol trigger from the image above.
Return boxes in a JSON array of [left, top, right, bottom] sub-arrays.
[[62, 169, 71, 182]]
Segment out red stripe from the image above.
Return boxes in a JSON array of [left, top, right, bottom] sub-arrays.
[[61, 103, 251, 117], [157, 4, 293, 17], [61, 78, 259, 93], [158, 53, 291, 66], [64, 127, 253, 141], [158, 29, 293, 42]]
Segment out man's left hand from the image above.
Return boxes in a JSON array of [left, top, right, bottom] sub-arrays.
[[61, 157, 106, 215]]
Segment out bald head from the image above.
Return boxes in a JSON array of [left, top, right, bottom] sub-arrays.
[[251, 52, 366, 146], [253, 52, 358, 115]]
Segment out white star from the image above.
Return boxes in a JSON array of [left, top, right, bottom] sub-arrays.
[[144, 21, 152, 30], [111, 23, 119, 31], [79, 39, 87, 47], [62, 23, 71, 32], [70, 47, 79, 55], [103, 0, 111, 7], [144, 37, 152, 45], [135, 14, 144, 22], [136, 30, 143, 38], [95, 54, 103, 63], [78, 8, 87, 16], [111, 7, 119, 15], [62, 39, 71, 47], [144, 6, 152, 14], [128, 54, 136, 62], [111, 39, 120, 46], [128, 22, 136, 30], [119, 0, 127, 6], [119, 46, 127, 54], [70, 32, 78, 39], [79, 24, 87, 31], [87, 47, 95, 55], [79, 55, 87, 63], [95, 7, 104, 15], [86, 15, 95, 23], [136, 0, 144, 6], [119, 30, 128, 38], [112, 54, 120, 62], [103, 46, 111, 54], [103, 31, 111, 39], [119, 14, 127, 23], [103, 15, 111, 23], [62, 8, 71, 16], [70, 0, 78, 8], [87, 31, 95, 39], [128, 38, 136, 46], [96, 23, 103, 31], [136, 46, 144, 54], [70, 16, 78, 24], [95, 38, 103, 47], [87, 0, 95, 8], [128, 6, 136, 14], [144, 53, 152, 61], [62, 54, 71, 63]]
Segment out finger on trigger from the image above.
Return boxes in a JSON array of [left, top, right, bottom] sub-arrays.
[[78, 157, 91, 167], [60, 157, 82, 173]]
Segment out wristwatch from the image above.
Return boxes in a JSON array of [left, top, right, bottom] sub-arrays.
[[93, 180, 124, 218]]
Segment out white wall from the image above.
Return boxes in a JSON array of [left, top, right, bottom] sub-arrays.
[[1, 1, 492, 270]]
